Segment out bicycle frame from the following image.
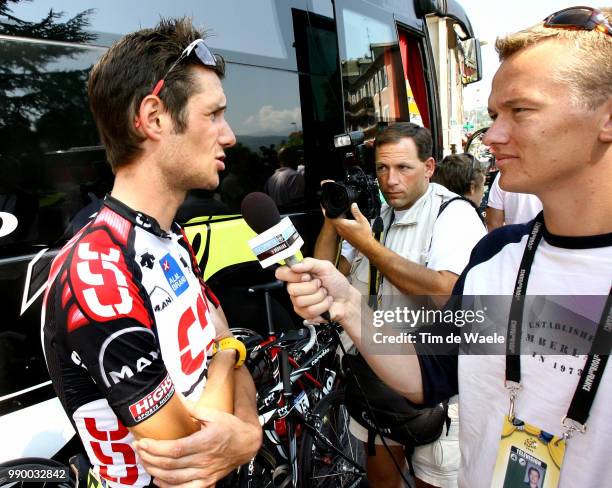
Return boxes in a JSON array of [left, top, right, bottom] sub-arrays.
[[238, 320, 345, 487]]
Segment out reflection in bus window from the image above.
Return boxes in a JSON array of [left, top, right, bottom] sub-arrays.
[[0, 0, 300, 69], [339, 6, 409, 138], [0, 39, 110, 250], [176, 63, 304, 220]]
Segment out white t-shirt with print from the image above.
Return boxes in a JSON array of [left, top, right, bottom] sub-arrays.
[[454, 224, 612, 488]]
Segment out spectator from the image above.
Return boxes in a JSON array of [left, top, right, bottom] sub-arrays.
[[433, 153, 487, 207], [486, 173, 542, 231], [42, 18, 261, 488], [264, 146, 305, 207]]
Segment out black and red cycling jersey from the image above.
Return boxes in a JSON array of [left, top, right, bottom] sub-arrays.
[[42, 196, 219, 487]]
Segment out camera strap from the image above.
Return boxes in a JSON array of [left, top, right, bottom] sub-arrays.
[[367, 194, 471, 309], [368, 213, 393, 309]]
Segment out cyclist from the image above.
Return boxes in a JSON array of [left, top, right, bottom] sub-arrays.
[[42, 18, 261, 488]]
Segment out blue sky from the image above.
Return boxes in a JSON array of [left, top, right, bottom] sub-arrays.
[[461, 0, 602, 108]]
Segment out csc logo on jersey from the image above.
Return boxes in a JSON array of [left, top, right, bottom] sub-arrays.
[[178, 293, 213, 375], [75, 242, 133, 318]]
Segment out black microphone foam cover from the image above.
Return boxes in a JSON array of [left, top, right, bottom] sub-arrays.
[[241, 192, 281, 234]]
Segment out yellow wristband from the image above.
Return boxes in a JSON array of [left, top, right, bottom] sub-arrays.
[[212, 337, 247, 368]]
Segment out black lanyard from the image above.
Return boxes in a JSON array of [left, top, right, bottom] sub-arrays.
[[506, 212, 612, 427]]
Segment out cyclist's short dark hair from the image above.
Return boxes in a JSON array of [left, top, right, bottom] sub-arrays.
[[375, 122, 433, 162], [88, 17, 224, 171], [433, 153, 486, 196]]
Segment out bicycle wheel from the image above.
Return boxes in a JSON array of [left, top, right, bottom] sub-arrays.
[[299, 390, 366, 488]]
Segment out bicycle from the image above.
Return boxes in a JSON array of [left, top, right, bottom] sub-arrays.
[[232, 280, 366, 488]]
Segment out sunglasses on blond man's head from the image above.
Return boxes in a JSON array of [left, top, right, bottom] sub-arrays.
[[543, 6, 612, 36]]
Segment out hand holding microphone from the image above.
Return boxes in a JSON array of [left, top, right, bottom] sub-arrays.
[[274, 258, 360, 325], [241, 192, 336, 322], [241, 192, 304, 268]]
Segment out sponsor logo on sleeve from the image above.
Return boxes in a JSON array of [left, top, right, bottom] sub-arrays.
[[129, 374, 174, 423], [159, 253, 189, 297], [99, 327, 158, 387], [107, 349, 160, 385]]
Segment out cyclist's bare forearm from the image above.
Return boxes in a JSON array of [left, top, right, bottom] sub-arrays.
[[233, 366, 262, 450], [195, 350, 235, 413], [234, 367, 259, 424]]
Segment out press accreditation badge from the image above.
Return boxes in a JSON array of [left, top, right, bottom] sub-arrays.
[[491, 415, 566, 488]]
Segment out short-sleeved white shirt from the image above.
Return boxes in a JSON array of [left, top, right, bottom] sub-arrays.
[[341, 183, 486, 299], [487, 175, 543, 225]]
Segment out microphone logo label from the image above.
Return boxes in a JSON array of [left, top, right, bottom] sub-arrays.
[[248, 217, 304, 268]]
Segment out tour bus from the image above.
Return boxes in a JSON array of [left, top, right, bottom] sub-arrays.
[[0, 0, 481, 467]]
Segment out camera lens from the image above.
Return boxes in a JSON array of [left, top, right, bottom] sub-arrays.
[[321, 182, 351, 218]]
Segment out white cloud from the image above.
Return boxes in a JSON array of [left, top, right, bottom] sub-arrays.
[[240, 105, 302, 134]]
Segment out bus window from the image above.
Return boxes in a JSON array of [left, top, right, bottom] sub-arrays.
[[0, 38, 110, 251], [176, 63, 304, 219], [291, 7, 344, 202], [0, 0, 303, 70], [398, 29, 431, 128], [335, 0, 409, 138]]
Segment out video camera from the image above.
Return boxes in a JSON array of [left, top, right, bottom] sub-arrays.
[[320, 131, 381, 220]]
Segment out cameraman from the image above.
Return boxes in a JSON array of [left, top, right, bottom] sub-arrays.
[[314, 123, 485, 488]]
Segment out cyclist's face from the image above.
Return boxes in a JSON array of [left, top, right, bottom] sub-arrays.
[[375, 138, 435, 211], [162, 67, 236, 191]]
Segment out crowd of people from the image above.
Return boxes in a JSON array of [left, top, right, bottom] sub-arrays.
[[40, 5, 610, 488]]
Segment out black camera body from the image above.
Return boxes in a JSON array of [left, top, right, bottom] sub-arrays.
[[321, 166, 381, 220], [320, 131, 381, 220]]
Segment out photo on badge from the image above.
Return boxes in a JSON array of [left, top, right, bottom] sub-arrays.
[[502, 446, 547, 487], [491, 416, 565, 488]]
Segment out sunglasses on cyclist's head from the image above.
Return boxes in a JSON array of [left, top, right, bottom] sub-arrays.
[[150, 38, 224, 97], [543, 6, 612, 36]]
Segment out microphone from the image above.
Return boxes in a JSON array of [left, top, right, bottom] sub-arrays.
[[241, 192, 331, 321], [241, 192, 303, 268]]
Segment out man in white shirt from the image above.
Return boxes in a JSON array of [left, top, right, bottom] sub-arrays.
[[278, 7, 612, 487], [486, 174, 542, 230]]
